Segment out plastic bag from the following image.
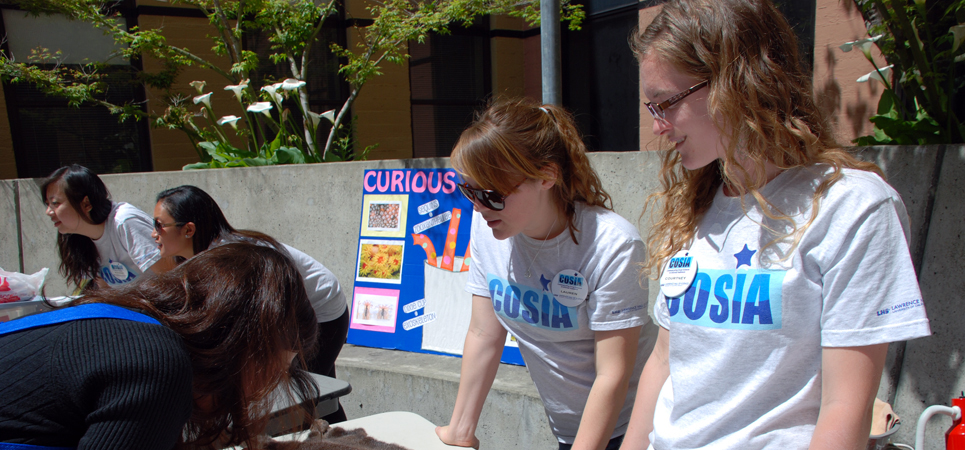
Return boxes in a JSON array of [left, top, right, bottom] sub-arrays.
[[0, 267, 49, 303]]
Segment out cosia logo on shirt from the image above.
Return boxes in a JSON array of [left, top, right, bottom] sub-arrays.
[[488, 274, 577, 331], [666, 245, 784, 330]]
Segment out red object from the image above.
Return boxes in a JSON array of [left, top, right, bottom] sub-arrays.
[[949, 395, 965, 450]]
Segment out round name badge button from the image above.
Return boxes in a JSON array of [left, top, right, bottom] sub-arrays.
[[660, 250, 697, 299], [551, 269, 590, 307], [108, 261, 130, 281]]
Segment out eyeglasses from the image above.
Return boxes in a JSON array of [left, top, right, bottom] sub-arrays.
[[456, 180, 525, 211], [153, 219, 185, 233], [645, 80, 709, 120]]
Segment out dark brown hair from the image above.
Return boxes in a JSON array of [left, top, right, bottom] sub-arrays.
[[76, 243, 319, 448], [156, 185, 283, 261], [41, 165, 113, 288], [450, 98, 611, 244]]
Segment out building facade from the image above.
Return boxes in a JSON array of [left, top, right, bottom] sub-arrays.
[[0, 0, 885, 179]]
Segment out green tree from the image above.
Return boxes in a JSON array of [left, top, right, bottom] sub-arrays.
[[843, 0, 965, 144], [0, 0, 583, 168]]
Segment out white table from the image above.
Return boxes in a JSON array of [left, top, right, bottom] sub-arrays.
[[337, 411, 465, 449]]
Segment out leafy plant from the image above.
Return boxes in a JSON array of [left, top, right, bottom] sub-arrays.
[[843, 0, 965, 145], [0, 0, 584, 169]]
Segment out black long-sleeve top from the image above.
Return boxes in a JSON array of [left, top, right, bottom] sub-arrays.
[[0, 318, 193, 450]]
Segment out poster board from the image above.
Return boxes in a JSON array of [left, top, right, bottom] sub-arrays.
[[347, 169, 524, 365]]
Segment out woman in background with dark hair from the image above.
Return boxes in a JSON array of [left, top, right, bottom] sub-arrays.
[[152, 185, 350, 423], [42, 164, 173, 291], [0, 243, 319, 449]]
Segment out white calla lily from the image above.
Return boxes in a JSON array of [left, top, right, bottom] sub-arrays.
[[321, 109, 335, 123], [189, 80, 206, 94], [192, 92, 213, 109], [224, 79, 249, 102], [951, 24, 965, 53], [247, 101, 274, 117], [840, 35, 883, 58], [261, 83, 284, 105], [217, 115, 241, 129], [857, 65, 893, 85], [307, 109, 336, 128], [281, 78, 307, 90]]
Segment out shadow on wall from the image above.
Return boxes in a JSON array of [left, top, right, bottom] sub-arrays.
[[861, 145, 964, 449]]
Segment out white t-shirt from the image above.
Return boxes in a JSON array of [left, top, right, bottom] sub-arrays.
[[466, 203, 657, 444], [212, 234, 346, 323], [282, 243, 347, 323], [651, 166, 931, 450], [92, 202, 162, 287]]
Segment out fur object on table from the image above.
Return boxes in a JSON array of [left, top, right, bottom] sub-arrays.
[[263, 421, 412, 450]]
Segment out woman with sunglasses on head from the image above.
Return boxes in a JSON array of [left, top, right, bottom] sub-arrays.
[[42, 164, 174, 292], [152, 185, 349, 423], [622, 1, 930, 449], [0, 243, 319, 450], [436, 98, 657, 450]]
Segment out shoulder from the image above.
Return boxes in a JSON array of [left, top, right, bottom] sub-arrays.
[[57, 319, 191, 379], [576, 204, 642, 243], [110, 203, 154, 228], [799, 165, 902, 207]]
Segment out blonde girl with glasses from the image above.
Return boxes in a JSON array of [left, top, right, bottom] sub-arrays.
[[436, 98, 657, 450], [41, 165, 174, 292], [622, 0, 930, 449]]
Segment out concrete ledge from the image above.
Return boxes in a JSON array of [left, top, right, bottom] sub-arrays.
[[335, 344, 558, 449]]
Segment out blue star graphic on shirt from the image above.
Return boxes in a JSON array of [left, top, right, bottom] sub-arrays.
[[540, 274, 552, 291], [735, 244, 756, 269]]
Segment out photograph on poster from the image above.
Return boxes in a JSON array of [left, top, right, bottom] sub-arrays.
[[350, 286, 400, 332], [367, 201, 402, 231], [356, 239, 405, 284], [361, 194, 408, 238]]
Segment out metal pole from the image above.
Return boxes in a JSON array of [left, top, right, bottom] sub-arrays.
[[540, 0, 561, 105]]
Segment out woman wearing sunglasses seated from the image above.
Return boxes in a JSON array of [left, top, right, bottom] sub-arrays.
[[436, 98, 657, 450], [41, 165, 175, 292], [150, 185, 349, 423], [0, 243, 319, 450]]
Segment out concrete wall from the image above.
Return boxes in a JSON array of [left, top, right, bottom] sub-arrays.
[[1, 148, 961, 449]]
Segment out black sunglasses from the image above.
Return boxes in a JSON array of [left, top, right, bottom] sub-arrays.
[[456, 180, 524, 211], [645, 80, 709, 120], [154, 218, 185, 233]]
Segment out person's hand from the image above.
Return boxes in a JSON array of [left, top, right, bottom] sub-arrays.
[[435, 425, 480, 449]]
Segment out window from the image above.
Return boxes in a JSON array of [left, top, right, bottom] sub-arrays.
[[409, 22, 491, 158], [562, 0, 640, 152], [1, 8, 152, 177]]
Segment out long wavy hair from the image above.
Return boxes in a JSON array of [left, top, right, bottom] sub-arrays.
[[74, 243, 319, 449], [632, 0, 882, 277], [450, 98, 611, 244], [156, 185, 282, 262], [41, 165, 114, 288]]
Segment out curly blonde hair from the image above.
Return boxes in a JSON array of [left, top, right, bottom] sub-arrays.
[[632, 0, 882, 277], [450, 97, 612, 244]]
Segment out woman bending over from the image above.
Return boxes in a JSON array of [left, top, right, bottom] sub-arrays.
[[0, 243, 319, 449], [436, 98, 657, 450], [152, 185, 349, 423]]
